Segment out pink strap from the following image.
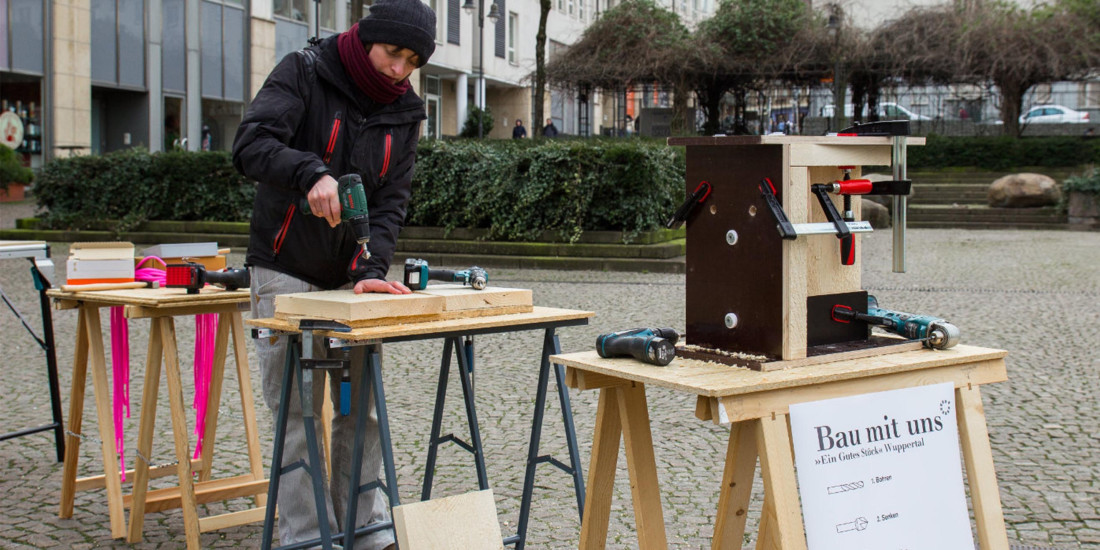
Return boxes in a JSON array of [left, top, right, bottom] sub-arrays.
[[109, 306, 130, 481], [192, 313, 218, 459]]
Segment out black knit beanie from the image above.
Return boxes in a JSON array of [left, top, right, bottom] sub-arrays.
[[358, 0, 437, 67]]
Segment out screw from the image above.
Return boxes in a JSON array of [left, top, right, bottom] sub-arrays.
[[725, 230, 739, 245], [724, 313, 738, 329]]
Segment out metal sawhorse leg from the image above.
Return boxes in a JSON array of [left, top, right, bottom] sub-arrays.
[[260, 325, 402, 550], [0, 255, 65, 462]]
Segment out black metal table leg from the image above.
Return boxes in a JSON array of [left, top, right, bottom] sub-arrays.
[[508, 328, 586, 549], [261, 336, 299, 550], [34, 265, 65, 462], [454, 335, 489, 491], [421, 338, 454, 500]]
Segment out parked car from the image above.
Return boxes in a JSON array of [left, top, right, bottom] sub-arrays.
[[820, 102, 931, 121], [1019, 104, 1090, 124]]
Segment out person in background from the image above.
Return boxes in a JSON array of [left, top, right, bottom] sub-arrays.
[[512, 118, 527, 139], [231, 0, 436, 547], [542, 117, 559, 138]]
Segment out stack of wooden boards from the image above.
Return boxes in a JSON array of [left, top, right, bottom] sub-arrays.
[[274, 284, 534, 326]]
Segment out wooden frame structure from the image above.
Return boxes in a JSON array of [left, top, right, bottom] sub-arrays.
[[50, 287, 267, 549]]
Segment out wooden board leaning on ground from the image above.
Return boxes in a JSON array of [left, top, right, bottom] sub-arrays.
[[273, 284, 534, 327]]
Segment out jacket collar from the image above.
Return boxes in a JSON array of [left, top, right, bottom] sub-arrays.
[[314, 36, 426, 125]]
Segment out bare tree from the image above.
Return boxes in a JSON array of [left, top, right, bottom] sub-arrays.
[[533, 0, 551, 137]]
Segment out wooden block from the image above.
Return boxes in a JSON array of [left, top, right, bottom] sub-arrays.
[[274, 286, 533, 322], [393, 490, 505, 550]]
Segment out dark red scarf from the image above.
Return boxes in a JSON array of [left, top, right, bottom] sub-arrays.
[[337, 23, 410, 105]]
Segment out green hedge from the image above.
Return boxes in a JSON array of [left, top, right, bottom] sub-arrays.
[[0, 145, 34, 189], [908, 135, 1100, 170], [34, 148, 255, 232], [408, 138, 685, 242]]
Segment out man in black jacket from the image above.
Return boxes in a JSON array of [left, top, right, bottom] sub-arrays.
[[232, 1, 435, 547]]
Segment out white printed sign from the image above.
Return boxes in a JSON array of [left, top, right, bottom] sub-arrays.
[[789, 382, 974, 550]]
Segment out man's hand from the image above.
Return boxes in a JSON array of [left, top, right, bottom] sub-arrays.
[[354, 279, 412, 295], [307, 174, 341, 227]]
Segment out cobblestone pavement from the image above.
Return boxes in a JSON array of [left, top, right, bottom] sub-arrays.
[[0, 227, 1097, 549]]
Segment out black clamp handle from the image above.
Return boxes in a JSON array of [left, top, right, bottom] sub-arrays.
[[758, 178, 797, 240], [665, 181, 712, 229]]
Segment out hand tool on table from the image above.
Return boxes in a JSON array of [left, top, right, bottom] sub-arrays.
[[817, 168, 914, 265], [403, 258, 488, 290], [165, 263, 251, 294], [758, 177, 872, 241], [830, 295, 960, 350], [596, 327, 680, 366], [300, 173, 372, 259], [59, 281, 154, 292]]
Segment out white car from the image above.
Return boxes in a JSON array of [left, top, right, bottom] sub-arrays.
[[1019, 105, 1090, 124]]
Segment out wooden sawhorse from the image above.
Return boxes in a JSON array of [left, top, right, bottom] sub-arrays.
[[50, 287, 268, 549], [554, 345, 1011, 550]]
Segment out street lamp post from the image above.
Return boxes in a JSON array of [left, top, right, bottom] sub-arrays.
[[463, 0, 501, 138]]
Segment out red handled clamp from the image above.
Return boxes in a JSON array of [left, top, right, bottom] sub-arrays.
[[665, 181, 712, 229]]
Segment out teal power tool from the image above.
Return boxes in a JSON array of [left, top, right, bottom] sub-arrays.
[[831, 295, 960, 350], [403, 258, 488, 290], [301, 173, 371, 259], [596, 327, 680, 366]]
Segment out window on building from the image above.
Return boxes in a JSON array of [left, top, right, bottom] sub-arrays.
[[274, 0, 308, 21], [507, 12, 518, 64], [578, 0, 585, 22], [567, 0, 574, 16], [557, 0, 564, 12], [319, 0, 336, 31], [430, 0, 445, 43]]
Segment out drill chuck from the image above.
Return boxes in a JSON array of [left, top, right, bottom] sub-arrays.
[[596, 327, 680, 366]]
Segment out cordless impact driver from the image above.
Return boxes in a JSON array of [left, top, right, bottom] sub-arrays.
[[403, 258, 488, 290], [596, 327, 680, 366], [301, 173, 371, 259], [831, 295, 960, 350]]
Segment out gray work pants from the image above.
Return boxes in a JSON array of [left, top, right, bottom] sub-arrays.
[[251, 266, 394, 550]]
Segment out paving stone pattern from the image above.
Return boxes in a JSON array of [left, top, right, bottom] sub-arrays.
[[0, 228, 1097, 549]]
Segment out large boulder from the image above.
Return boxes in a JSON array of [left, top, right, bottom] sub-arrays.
[[988, 173, 1061, 208], [861, 199, 891, 229]]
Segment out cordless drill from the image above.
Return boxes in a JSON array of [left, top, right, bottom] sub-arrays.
[[831, 295, 960, 350], [596, 327, 680, 366], [403, 258, 488, 290], [301, 173, 371, 259]]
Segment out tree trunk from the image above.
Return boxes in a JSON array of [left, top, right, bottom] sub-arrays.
[[701, 82, 724, 135], [533, 0, 551, 137], [998, 80, 1024, 138]]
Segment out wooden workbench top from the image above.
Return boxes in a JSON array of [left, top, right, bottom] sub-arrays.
[[250, 306, 594, 341], [47, 287, 250, 308], [553, 344, 1007, 398]]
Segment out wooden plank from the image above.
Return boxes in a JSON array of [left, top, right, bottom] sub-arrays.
[[84, 307, 128, 539], [128, 319, 165, 542], [579, 387, 624, 550], [160, 317, 202, 549], [568, 369, 630, 391], [788, 144, 892, 167], [550, 345, 1007, 398], [755, 415, 806, 550], [59, 307, 89, 519], [718, 358, 1007, 423], [75, 460, 203, 493], [198, 506, 268, 532], [956, 385, 1010, 550], [420, 284, 533, 311], [759, 337, 921, 372], [668, 136, 926, 147], [617, 383, 668, 550], [393, 490, 505, 550], [46, 287, 249, 308], [276, 304, 535, 329], [229, 312, 268, 508], [127, 476, 269, 513], [124, 302, 246, 319], [713, 421, 758, 550], [250, 307, 594, 342], [274, 285, 533, 321], [782, 160, 808, 360]]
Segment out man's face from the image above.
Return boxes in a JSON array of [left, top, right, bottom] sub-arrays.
[[368, 43, 420, 84]]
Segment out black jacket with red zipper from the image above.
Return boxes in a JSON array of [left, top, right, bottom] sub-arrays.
[[232, 35, 425, 290]]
